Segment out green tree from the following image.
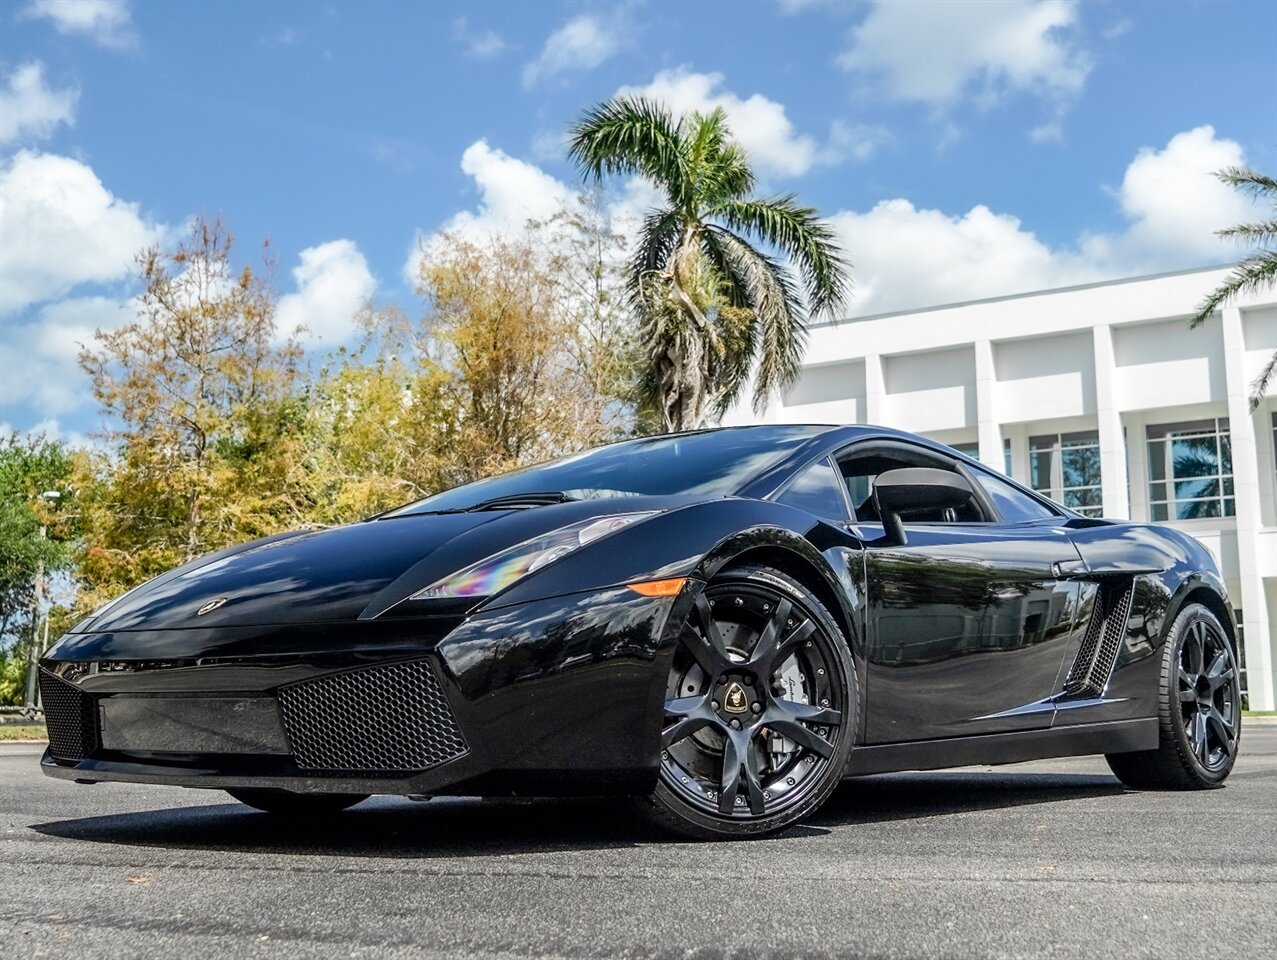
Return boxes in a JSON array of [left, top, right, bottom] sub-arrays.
[[568, 98, 850, 430], [76, 217, 306, 609], [0, 433, 76, 704], [301, 209, 638, 523], [299, 304, 459, 524], [1190, 167, 1277, 407]]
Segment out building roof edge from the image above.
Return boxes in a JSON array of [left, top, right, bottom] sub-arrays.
[[813, 262, 1238, 329]]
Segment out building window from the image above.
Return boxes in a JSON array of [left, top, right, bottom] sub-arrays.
[[1146, 418, 1235, 521], [1029, 431, 1102, 516]]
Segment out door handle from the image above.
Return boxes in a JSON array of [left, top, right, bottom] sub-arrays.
[[1052, 559, 1089, 579]]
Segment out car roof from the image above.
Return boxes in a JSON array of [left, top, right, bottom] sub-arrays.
[[733, 423, 1077, 519]]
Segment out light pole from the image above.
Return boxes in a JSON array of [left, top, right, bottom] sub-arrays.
[[22, 490, 62, 715]]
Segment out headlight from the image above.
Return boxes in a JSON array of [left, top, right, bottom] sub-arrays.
[[411, 512, 658, 600]]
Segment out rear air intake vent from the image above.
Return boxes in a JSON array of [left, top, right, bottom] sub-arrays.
[[38, 669, 99, 761], [1063, 579, 1135, 699], [278, 659, 467, 773]]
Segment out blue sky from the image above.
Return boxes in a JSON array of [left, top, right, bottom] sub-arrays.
[[2, 0, 1275, 441]]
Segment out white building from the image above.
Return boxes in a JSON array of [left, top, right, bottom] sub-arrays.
[[727, 265, 1277, 710]]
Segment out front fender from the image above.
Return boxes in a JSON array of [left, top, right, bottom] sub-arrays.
[[1160, 568, 1235, 645], [482, 498, 855, 611]]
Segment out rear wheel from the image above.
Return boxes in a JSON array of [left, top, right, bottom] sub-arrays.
[[1106, 603, 1240, 789], [226, 788, 368, 815], [643, 565, 856, 839]]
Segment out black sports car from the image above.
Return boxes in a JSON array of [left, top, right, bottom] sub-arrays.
[[39, 424, 1242, 838]]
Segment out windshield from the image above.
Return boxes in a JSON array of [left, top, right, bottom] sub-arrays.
[[385, 426, 830, 516]]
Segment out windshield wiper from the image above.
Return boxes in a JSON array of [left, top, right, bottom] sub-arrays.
[[463, 491, 580, 512]]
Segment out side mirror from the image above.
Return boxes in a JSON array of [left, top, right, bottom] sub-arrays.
[[872, 468, 976, 545]]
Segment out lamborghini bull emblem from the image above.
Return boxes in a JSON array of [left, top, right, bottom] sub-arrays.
[[723, 681, 749, 714]]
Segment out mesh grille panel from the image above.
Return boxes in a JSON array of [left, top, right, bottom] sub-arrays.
[[278, 659, 467, 772], [1063, 579, 1135, 699], [1089, 580, 1135, 690], [1064, 591, 1105, 696], [39, 670, 98, 761]]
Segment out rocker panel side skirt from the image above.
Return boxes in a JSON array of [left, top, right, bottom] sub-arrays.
[[842, 717, 1157, 777]]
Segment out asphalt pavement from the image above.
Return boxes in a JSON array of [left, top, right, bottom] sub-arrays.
[[1, 727, 1274, 960]]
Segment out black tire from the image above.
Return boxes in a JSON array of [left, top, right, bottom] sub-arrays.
[[226, 788, 368, 815], [642, 564, 857, 839], [1106, 603, 1241, 790]]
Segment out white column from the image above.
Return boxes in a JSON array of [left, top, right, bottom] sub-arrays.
[[1092, 324, 1130, 520], [1222, 307, 1274, 710], [865, 353, 884, 425], [973, 339, 1004, 472]]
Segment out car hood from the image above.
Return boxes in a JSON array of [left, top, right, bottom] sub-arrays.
[[76, 512, 512, 632], [72, 497, 690, 633]]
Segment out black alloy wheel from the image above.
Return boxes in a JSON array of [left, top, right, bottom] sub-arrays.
[[1107, 603, 1241, 789], [644, 565, 855, 838], [226, 788, 369, 815]]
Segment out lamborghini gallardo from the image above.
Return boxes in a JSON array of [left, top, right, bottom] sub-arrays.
[[40, 425, 1241, 838]]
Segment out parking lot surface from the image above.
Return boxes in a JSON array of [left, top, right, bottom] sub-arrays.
[[1, 727, 1274, 959]]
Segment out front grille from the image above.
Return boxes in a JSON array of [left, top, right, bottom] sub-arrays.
[[277, 659, 467, 772], [1063, 579, 1135, 699], [39, 670, 99, 761]]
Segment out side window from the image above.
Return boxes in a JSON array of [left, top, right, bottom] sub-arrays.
[[774, 457, 849, 523], [836, 445, 985, 523], [972, 468, 1058, 523]]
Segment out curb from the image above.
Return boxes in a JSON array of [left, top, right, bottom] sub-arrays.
[[1243, 715, 1277, 726]]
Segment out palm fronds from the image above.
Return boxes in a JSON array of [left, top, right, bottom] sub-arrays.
[[568, 98, 690, 209], [1190, 166, 1277, 407], [711, 195, 850, 319], [703, 228, 805, 411], [568, 96, 850, 429], [1215, 166, 1277, 199]]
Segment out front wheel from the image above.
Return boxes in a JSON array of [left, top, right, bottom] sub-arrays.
[[226, 788, 368, 815], [1106, 603, 1241, 790], [642, 565, 856, 839]]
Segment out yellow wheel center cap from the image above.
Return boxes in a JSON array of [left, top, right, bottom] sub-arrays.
[[723, 681, 749, 714]]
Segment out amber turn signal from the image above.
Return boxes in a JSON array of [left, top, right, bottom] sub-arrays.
[[626, 577, 687, 597]]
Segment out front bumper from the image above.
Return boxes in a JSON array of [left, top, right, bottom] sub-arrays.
[[39, 585, 693, 797]]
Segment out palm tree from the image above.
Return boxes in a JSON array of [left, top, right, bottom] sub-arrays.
[[1190, 167, 1277, 408], [568, 98, 850, 431]]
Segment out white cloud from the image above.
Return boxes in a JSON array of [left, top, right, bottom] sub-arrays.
[[829, 126, 1255, 316], [1078, 126, 1254, 272], [408, 127, 1250, 324], [0, 295, 130, 416], [468, 31, 508, 58], [21, 0, 137, 50], [616, 68, 855, 177], [453, 17, 509, 59], [0, 151, 168, 313], [830, 201, 1087, 315], [0, 62, 78, 145], [827, 120, 892, 162], [523, 12, 625, 88], [604, 175, 667, 240], [0, 239, 377, 423], [839, 0, 1091, 108], [402, 140, 574, 286], [276, 240, 377, 345], [0, 417, 87, 447]]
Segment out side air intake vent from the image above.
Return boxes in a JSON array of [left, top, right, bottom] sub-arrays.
[[39, 669, 99, 761], [278, 659, 467, 773], [1063, 579, 1135, 699]]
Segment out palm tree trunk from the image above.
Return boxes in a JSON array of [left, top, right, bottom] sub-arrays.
[[662, 231, 710, 431]]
